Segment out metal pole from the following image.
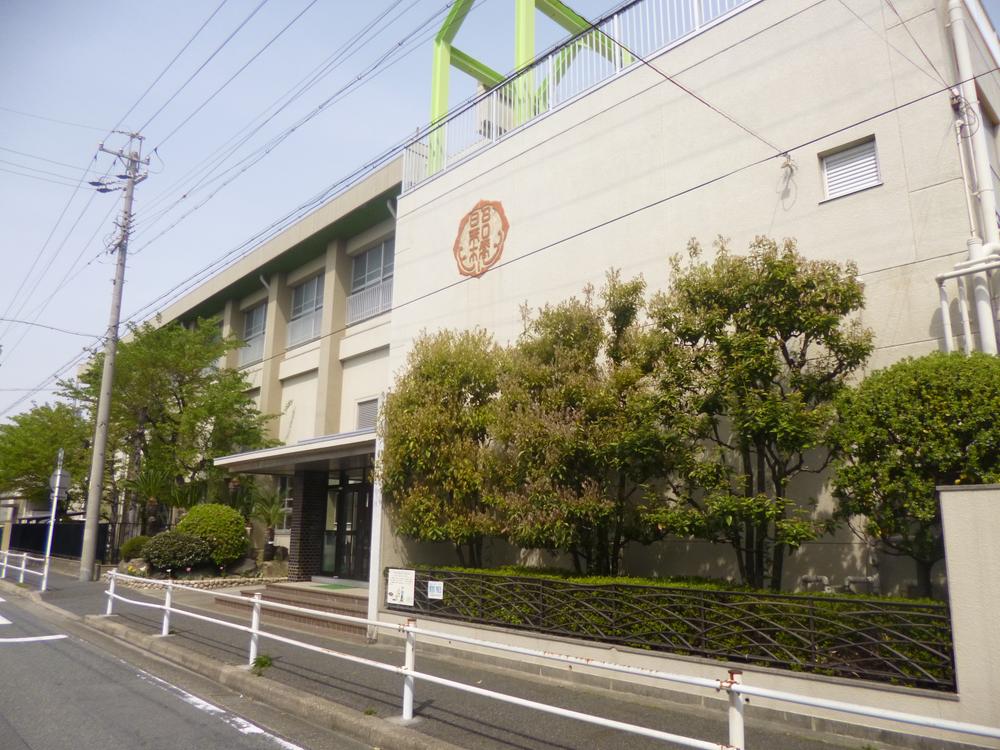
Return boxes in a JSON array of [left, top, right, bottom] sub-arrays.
[[249, 592, 262, 665], [106, 572, 116, 615], [162, 580, 173, 637], [18, 552, 26, 584], [42, 448, 64, 592], [1, 551, 7, 579], [727, 670, 745, 750], [402, 617, 416, 721], [80, 134, 146, 581]]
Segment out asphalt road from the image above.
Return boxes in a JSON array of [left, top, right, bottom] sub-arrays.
[[0, 594, 371, 750]]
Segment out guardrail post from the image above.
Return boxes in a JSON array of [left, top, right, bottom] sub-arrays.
[[402, 617, 416, 721], [249, 592, 262, 666], [727, 669, 745, 750], [18, 552, 26, 584], [41, 555, 51, 593], [106, 572, 116, 615], [1, 552, 7, 579], [161, 580, 173, 637]]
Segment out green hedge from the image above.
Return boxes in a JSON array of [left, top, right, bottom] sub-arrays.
[[388, 567, 955, 692], [119, 535, 150, 562], [144, 531, 211, 572], [176, 503, 248, 567]]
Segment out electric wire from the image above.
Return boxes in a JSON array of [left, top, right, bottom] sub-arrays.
[[129, 0, 459, 246], [2, 15, 992, 418], [835, 0, 947, 87], [0, 147, 105, 175], [0, 166, 83, 189], [137, 0, 270, 133], [0, 158, 92, 183], [153, 0, 320, 149], [135, 0, 413, 221], [883, 0, 949, 86], [110, 0, 230, 134], [0, 105, 109, 133]]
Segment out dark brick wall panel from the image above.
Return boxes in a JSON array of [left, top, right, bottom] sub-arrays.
[[288, 469, 327, 581]]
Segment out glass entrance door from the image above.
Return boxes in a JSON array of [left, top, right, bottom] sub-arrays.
[[321, 465, 373, 580]]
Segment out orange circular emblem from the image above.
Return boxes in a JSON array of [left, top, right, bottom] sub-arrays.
[[453, 200, 509, 277]]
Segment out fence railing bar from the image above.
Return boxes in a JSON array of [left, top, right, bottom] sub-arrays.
[[408, 667, 726, 750], [100, 572, 1000, 747], [732, 684, 1000, 741], [407, 622, 722, 692]]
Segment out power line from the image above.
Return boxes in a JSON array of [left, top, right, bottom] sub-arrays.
[[110, 0, 231, 133], [2, 12, 985, 421], [154, 0, 320, 149], [0, 105, 109, 133], [137, 0, 271, 133], [130, 0, 457, 244], [0, 166, 83, 189], [0, 158, 89, 183], [883, 0, 949, 86], [136, 0, 413, 220], [0, 146, 105, 174], [0, 319, 96, 337]]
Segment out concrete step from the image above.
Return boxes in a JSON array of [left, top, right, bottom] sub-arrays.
[[214, 584, 368, 637]]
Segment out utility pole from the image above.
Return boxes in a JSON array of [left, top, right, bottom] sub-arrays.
[[79, 132, 148, 581]]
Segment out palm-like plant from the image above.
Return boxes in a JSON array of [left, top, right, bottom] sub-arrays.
[[251, 486, 288, 544]]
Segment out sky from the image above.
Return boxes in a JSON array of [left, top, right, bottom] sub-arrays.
[[1, 0, 999, 422]]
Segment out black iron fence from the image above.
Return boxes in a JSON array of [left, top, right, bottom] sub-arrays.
[[9, 519, 109, 563], [386, 568, 955, 692]]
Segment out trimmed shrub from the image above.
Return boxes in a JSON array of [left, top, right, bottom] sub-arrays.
[[119, 535, 150, 561], [143, 531, 210, 572], [176, 503, 249, 567]]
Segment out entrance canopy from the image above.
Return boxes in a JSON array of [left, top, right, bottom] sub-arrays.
[[213, 429, 376, 475]]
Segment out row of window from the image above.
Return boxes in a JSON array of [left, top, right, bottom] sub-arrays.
[[238, 238, 394, 366]]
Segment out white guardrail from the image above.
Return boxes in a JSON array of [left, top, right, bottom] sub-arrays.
[[100, 571, 1000, 749], [0, 550, 50, 590]]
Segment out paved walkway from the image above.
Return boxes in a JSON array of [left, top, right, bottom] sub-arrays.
[[10, 572, 928, 750]]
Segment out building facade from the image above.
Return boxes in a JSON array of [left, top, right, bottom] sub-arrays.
[[154, 0, 1000, 609]]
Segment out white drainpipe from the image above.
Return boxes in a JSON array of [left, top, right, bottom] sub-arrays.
[[949, 0, 999, 354]]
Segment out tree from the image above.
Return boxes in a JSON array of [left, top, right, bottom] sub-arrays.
[[61, 318, 273, 531], [493, 272, 699, 575], [648, 237, 873, 590], [378, 329, 503, 567], [832, 352, 1000, 597], [0, 402, 91, 512]]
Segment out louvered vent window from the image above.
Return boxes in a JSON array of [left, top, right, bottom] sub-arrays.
[[822, 138, 881, 200], [357, 399, 379, 430]]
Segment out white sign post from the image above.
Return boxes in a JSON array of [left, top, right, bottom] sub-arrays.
[[43, 449, 69, 592]]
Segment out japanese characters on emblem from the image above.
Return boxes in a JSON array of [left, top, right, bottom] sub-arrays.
[[453, 200, 509, 277]]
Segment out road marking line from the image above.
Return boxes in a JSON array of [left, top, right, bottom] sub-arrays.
[[0, 596, 6, 602], [134, 668, 306, 749], [0, 614, 10, 625], [0, 634, 67, 643]]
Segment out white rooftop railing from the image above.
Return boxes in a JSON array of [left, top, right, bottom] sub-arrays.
[[403, 0, 758, 192], [101, 571, 1000, 749]]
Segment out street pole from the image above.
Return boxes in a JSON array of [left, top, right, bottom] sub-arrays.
[[79, 133, 147, 581], [43, 448, 68, 592]]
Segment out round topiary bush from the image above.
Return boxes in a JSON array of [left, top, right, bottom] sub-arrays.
[[119, 535, 150, 562], [176, 503, 249, 567], [143, 531, 211, 572]]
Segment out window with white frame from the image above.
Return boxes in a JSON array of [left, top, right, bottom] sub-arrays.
[[351, 238, 394, 292], [276, 476, 293, 532], [357, 398, 379, 430], [347, 237, 394, 324], [821, 138, 881, 200], [288, 274, 323, 347], [239, 302, 266, 366]]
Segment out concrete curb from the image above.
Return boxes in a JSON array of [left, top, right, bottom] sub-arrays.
[[78, 613, 462, 750]]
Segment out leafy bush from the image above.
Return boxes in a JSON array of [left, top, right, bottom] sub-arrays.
[[176, 503, 249, 567], [143, 531, 210, 571], [119, 535, 150, 561]]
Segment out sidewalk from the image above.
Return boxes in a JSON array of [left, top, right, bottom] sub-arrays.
[[9, 572, 949, 750]]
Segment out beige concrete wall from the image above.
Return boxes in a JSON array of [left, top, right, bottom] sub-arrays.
[[338, 348, 390, 434], [277, 371, 319, 445], [939, 484, 1000, 731], [385, 0, 996, 592]]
